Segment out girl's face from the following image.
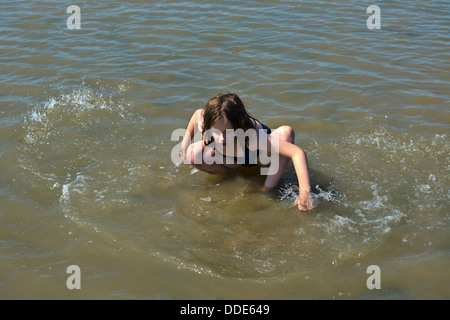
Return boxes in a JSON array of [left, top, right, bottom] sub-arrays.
[[210, 117, 234, 147]]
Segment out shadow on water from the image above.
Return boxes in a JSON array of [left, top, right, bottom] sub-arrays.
[[201, 161, 333, 185], [198, 161, 342, 211]]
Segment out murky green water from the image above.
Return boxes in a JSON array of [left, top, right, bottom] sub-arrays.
[[0, 0, 449, 299]]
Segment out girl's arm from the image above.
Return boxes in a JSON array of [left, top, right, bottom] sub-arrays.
[[276, 139, 315, 211], [180, 109, 203, 160]]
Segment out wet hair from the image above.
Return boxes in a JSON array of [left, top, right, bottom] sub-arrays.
[[202, 93, 254, 138]]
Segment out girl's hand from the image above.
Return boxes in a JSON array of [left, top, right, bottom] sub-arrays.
[[294, 189, 315, 211]]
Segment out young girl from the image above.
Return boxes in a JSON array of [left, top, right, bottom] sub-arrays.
[[180, 93, 315, 211]]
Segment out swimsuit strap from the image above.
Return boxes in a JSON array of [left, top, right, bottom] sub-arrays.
[[253, 118, 272, 135]]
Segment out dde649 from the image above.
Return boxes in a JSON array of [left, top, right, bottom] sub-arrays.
[[224, 305, 270, 315]]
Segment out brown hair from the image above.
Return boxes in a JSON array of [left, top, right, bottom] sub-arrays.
[[202, 93, 254, 137]]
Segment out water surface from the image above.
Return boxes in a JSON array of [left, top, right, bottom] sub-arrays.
[[0, 0, 449, 299]]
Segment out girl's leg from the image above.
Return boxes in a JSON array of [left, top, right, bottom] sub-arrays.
[[263, 125, 295, 190], [187, 140, 231, 174]]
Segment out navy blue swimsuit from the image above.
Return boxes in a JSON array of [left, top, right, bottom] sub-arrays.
[[205, 118, 271, 167]]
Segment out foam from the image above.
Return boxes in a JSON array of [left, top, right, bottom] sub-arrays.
[[278, 183, 342, 204]]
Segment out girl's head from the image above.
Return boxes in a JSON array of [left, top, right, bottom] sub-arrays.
[[202, 93, 254, 138]]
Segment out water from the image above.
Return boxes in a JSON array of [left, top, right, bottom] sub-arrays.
[[0, 0, 449, 299]]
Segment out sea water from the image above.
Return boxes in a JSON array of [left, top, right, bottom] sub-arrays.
[[0, 0, 448, 299]]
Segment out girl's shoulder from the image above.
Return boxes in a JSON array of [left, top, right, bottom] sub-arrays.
[[251, 117, 269, 132], [194, 108, 204, 121], [251, 117, 261, 129]]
